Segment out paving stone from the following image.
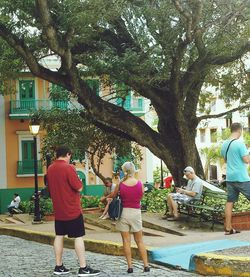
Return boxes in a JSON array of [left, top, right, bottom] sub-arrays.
[[0, 235, 199, 277]]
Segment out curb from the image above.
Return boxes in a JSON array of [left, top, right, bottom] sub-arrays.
[[0, 226, 146, 259], [191, 253, 250, 276]]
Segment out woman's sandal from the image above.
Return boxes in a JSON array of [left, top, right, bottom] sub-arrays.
[[127, 268, 133, 274], [225, 228, 241, 235]]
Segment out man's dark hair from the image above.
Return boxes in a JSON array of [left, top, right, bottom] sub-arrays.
[[105, 177, 112, 184], [56, 145, 72, 158], [230, 123, 242, 133], [14, 193, 19, 197]]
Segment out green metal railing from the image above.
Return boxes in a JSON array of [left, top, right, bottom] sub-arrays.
[[117, 98, 145, 112], [10, 100, 68, 115], [17, 160, 43, 175], [10, 98, 144, 117]]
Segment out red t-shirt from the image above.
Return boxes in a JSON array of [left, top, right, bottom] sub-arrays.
[[164, 176, 173, 188], [47, 160, 82, 220]]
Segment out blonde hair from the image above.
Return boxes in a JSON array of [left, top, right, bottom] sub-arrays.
[[121, 161, 136, 182]]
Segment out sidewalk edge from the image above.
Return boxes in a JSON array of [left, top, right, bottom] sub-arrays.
[[0, 226, 148, 259], [191, 253, 250, 276]]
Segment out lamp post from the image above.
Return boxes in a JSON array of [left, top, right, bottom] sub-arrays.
[[160, 159, 164, 189], [29, 122, 41, 223]]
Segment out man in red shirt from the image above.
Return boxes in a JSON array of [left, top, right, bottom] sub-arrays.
[[47, 146, 100, 276], [164, 176, 173, 188]]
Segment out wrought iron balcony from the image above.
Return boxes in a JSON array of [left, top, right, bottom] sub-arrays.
[[17, 160, 43, 175], [10, 100, 68, 119], [10, 97, 145, 119]]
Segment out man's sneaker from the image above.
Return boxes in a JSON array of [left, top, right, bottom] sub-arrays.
[[54, 264, 70, 275], [78, 266, 100, 276]]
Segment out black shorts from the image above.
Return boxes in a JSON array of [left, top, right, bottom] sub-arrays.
[[55, 214, 85, 238]]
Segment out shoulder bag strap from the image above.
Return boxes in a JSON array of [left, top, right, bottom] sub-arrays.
[[117, 182, 121, 196], [225, 139, 236, 161]]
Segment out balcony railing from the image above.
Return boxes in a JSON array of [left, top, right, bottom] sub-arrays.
[[10, 100, 68, 115], [17, 160, 43, 175], [117, 98, 145, 112], [10, 98, 145, 118]]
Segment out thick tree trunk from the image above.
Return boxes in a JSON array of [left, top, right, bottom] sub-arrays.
[[158, 128, 204, 186]]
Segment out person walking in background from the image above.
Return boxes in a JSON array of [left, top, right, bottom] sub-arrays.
[[99, 177, 116, 220], [113, 161, 150, 274], [47, 145, 100, 276], [221, 123, 250, 235], [7, 193, 21, 216]]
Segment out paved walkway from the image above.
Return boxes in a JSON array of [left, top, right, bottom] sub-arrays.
[[0, 235, 199, 277], [1, 212, 250, 276]]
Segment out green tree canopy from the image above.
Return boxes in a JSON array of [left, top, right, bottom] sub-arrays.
[[0, 0, 249, 184], [36, 108, 142, 182]]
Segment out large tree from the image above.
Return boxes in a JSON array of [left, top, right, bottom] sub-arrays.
[[0, 0, 249, 184]]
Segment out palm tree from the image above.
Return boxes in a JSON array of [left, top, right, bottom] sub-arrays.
[[200, 145, 223, 180]]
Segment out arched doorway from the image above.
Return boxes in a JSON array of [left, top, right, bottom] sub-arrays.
[[76, 170, 86, 194]]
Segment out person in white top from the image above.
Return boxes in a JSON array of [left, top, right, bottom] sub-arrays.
[[7, 193, 21, 216], [99, 177, 116, 219]]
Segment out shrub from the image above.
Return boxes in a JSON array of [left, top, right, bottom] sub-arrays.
[[191, 192, 250, 213], [19, 198, 53, 216], [19, 200, 33, 214], [81, 196, 101, 209], [233, 194, 250, 212], [141, 188, 170, 213]]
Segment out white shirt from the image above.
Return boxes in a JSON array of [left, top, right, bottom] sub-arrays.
[[10, 196, 21, 208]]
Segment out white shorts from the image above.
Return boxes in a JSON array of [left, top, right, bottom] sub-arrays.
[[171, 192, 192, 203], [116, 208, 142, 233]]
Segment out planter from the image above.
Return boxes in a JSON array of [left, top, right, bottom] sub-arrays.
[[43, 214, 55, 221], [232, 211, 250, 230], [82, 207, 102, 214]]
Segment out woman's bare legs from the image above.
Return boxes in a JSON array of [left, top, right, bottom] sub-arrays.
[[133, 231, 149, 267], [120, 231, 132, 269]]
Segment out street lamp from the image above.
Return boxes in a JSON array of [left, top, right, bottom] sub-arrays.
[[160, 159, 164, 189], [29, 122, 42, 223]]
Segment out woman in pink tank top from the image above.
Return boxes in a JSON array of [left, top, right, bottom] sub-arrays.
[[113, 161, 150, 274]]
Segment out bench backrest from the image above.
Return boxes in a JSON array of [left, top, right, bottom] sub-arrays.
[[202, 189, 227, 207]]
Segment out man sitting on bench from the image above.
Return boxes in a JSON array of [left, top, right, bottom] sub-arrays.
[[7, 193, 21, 216], [166, 166, 203, 221]]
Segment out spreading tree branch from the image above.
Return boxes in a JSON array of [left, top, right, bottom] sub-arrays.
[[197, 102, 250, 122], [173, 0, 193, 43], [208, 41, 250, 65], [0, 22, 68, 87], [35, 0, 73, 71]]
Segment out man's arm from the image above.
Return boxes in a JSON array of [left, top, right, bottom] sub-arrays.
[[242, 155, 250, 164], [77, 187, 83, 192], [68, 166, 83, 192], [177, 188, 196, 197]]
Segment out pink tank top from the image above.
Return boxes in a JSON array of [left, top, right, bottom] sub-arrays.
[[119, 180, 143, 209]]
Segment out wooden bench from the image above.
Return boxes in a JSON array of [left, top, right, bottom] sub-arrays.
[[177, 189, 227, 229]]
